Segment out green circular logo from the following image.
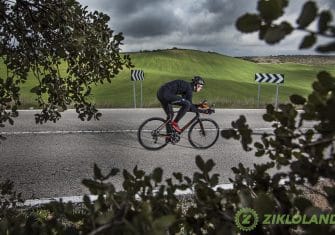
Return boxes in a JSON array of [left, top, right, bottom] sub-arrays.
[[235, 207, 259, 232]]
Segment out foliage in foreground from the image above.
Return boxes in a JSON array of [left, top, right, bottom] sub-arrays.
[[0, 69, 334, 234], [1, 68, 335, 234], [0, 0, 132, 134]]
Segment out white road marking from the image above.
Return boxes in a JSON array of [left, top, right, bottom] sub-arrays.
[[1, 128, 278, 135], [1, 130, 138, 135], [23, 183, 234, 207], [22, 174, 294, 207]]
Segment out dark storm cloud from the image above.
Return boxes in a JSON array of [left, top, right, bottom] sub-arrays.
[[202, 0, 256, 20], [321, 0, 335, 12], [185, 0, 257, 35], [120, 11, 180, 37], [80, 0, 181, 37], [79, 0, 257, 37], [80, 0, 160, 15], [78, 0, 335, 56], [203, 0, 227, 13], [108, 0, 163, 16], [81, 0, 255, 37]]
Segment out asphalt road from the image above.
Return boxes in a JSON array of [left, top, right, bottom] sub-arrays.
[[1, 109, 277, 199]]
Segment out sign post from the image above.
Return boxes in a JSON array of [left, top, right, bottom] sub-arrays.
[[257, 83, 261, 108], [255, 73, 284, 110], [140, 79, 143, 108], [133, 80, 136, 108], [275, 83, 280, 109], [131, 70, 145, 108]]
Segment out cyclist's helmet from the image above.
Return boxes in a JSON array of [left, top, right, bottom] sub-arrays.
[[192, 76, 205, 86]]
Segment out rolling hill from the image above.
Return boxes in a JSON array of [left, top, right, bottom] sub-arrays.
[[5, 48, 335, 108], [90, 49, 335, 108]]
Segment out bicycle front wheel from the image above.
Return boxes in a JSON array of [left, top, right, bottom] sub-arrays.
[[138, 117, 169, 150], [188, 118, 219, 149]]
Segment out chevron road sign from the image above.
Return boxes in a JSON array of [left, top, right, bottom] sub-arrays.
[[131, 70, 144, 81], [255, 73, 285, 109], [255, 73, 284, 83], [131, 70, 145, 108]]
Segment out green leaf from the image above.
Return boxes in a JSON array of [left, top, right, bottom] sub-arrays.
[[254, 193, 276, 217], [281, 21, 294, 34], [193, 172, 203, 182], [259, 25, 269, 40], [317, 71, 334, 89], [152, 167, 163, 183], [296, 1, 318, 29], [263, 113, 274, 122], [221, 129, 237, 139], [195, 155, 205, 172], [123, 169, 134, 181], [173, 172, 183, 181], [318, 11, 332, 33], [93, 163, 103, 180], [8, 118, 14, 125], [236, 13, 261, 33], [205, 159, 215, 172], [82, 179, 98, 194], [184, 176, 192, 184], [210, 174, 219, 186], [153, 215, 176, 231], [96, 211, 114, 225], [299, 34, 316, 49], [108, 168, 119, 177], [254, 142, 264, 149], [30, 86, 42, 95], [133, 165, 145, 179], [231, 167, 239, 174], [234, 115, 247, 128], [255, 149, 265, 157], [238, 163, 246, 174], [316, 42, 335, 53], [95, 112, 102, 120], [83, 194, 91, 207], [294, 197, 313, 212], [324, 186, 335, 205], [258, 0, 287, 21], [290, 94, 307, 105], [264, 25, 289, 44]]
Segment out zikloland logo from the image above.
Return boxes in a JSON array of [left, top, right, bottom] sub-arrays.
[[234, 207, 335, 232]]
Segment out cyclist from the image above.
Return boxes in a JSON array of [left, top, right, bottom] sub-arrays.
[[157, 76, 206, 133]]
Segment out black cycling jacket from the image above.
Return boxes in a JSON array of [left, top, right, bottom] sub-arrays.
[[157, 79, 197, 112], [160, 79, 193, 100]]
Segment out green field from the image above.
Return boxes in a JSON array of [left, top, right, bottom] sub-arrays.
[[3, 49, 335, 108]]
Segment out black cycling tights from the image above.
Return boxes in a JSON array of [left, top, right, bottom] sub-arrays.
[[161, 98, 191, 122]]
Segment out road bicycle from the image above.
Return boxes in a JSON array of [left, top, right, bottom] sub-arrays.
[[137, 103, 219, 150]]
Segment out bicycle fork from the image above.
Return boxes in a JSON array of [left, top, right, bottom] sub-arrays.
[[197, 119, 206, 136]]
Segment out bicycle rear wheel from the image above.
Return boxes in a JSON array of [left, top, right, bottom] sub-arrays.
[[188, 118, 219, 149], [138, 117, 169, 150]]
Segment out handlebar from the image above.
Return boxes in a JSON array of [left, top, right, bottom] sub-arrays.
[[198, 99, 215, 114], [171, 99, 215, 115]]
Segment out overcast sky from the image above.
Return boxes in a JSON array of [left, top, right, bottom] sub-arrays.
[[78, 0, 334, 56]]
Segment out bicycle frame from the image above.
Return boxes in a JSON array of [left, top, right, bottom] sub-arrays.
[[179, 112, 203, 133], [137, 108, 219, 150], [156, 112, 203, 136]]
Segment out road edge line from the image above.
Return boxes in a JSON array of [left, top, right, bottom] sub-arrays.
[[23, 183, 234, 207]]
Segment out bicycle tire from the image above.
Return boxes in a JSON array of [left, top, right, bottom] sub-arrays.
[[138, 117, 169, 150], [188, 118, 219, 149]]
